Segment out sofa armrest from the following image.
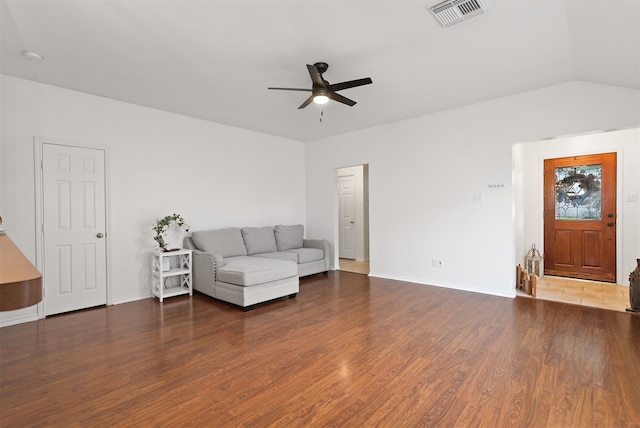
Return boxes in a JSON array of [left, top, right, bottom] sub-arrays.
[[303, 239, 330, 271], [192, 249, 223, 287]]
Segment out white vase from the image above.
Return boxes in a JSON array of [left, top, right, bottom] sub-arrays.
[[163, 223, 185, 251]]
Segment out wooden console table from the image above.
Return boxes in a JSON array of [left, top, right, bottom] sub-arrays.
[[0, 233, 42, 311]]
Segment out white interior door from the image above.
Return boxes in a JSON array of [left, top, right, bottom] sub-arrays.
[[338, 174, 356, 259], [42, 143, 107, 315]]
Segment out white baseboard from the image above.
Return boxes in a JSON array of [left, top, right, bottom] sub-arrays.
[[0, 314, 39, 328], [111, 294, 151, 305], [368, 271, 517, 299]]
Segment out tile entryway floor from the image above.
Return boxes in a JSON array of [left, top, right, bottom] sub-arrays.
[[535, 276, 630, 313], [338, 259, 370, 275]]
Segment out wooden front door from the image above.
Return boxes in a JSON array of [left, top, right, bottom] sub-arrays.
[[544, 153, 616, 282]]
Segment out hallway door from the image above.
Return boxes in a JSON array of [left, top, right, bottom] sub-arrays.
[[42, 143, 108, 315], [543, 153, 616, 282], [338, 173, 356, 259]]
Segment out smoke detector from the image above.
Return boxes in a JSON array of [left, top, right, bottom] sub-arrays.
[[430, 0, 487, 27]]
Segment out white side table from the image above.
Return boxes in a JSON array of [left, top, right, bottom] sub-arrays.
[[151, 249, 192, 302]]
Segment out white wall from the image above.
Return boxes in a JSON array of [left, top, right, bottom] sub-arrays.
[[514, 128, 640, 285], [2, 77, 638, 326], [0, 75, 305, 326], [305, 81, 640, 298]]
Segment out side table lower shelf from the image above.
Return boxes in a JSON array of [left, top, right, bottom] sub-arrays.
[[156, 285, 190, 300]]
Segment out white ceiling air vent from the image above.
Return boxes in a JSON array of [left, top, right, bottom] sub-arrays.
[[430, 0, 486, 27]]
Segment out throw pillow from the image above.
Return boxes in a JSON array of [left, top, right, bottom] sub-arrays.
[[241, 226, 277, 255], [274, 224, 304, 251], [191, 228, 248, 257]]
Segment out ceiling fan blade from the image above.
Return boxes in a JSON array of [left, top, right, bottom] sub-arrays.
[[268, 87, 313, 92], [298, 95, 315, 109], [328, 77, 373, 92], [307, 64, 326, 87], [329, 92, 357, 107]]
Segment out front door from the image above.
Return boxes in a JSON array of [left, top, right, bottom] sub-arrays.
[[543, 153, 616, 282], [42, 143, 108, 315]]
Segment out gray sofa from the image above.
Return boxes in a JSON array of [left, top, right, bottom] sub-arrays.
[[184, 224, 330, 310]]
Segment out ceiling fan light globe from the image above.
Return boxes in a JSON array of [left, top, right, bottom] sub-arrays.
[[313, 95, 329, 105]]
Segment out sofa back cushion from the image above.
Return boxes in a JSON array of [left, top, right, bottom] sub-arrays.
[[241, 226, 277, 255], [274, 224, 304, 251], [191, 227, 247, 257]]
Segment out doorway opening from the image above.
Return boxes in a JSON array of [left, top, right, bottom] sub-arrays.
[[514, 128, 639, 312], [336, 164, 369, 275], [34, 138, 110, 318]]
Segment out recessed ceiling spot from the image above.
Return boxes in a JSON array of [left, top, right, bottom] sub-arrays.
[[23, 51, 43, 62]]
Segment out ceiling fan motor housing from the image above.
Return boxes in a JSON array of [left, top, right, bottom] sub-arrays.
[[314, 62, 329, 74]]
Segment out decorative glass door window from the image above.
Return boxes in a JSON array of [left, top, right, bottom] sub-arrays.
[[555, 164, 602, 220]]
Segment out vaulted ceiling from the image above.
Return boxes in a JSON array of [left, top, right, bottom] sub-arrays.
[[2, 0, 639, 142]]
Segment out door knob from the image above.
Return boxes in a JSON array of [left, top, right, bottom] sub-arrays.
[[607, 213, 614, 218], [96, 233, 104, 238], [607, 222, 614, 227], [350, 221, 355, 224]]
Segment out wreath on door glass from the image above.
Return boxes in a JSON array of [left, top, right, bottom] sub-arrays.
[[555, 171, 600, 206]]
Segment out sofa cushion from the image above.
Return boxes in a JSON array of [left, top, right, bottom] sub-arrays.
[[253, 251, 298, 263], [282, 248, 324, 264], [217, 256, 297, 286], [191, 228, 247, 257], [274, 224, 304, 251], [241, 226, 277, 255]]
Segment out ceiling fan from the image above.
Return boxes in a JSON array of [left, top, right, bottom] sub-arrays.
[[268, 62, 373, 109]]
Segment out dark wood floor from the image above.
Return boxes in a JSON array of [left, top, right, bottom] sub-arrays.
[[1, 271, 639, 427]]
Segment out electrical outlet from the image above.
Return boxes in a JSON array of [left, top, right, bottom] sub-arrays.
[[432, 259, 443, 268], [625, 193, 638, 202], [473, 194, 483, 203]]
